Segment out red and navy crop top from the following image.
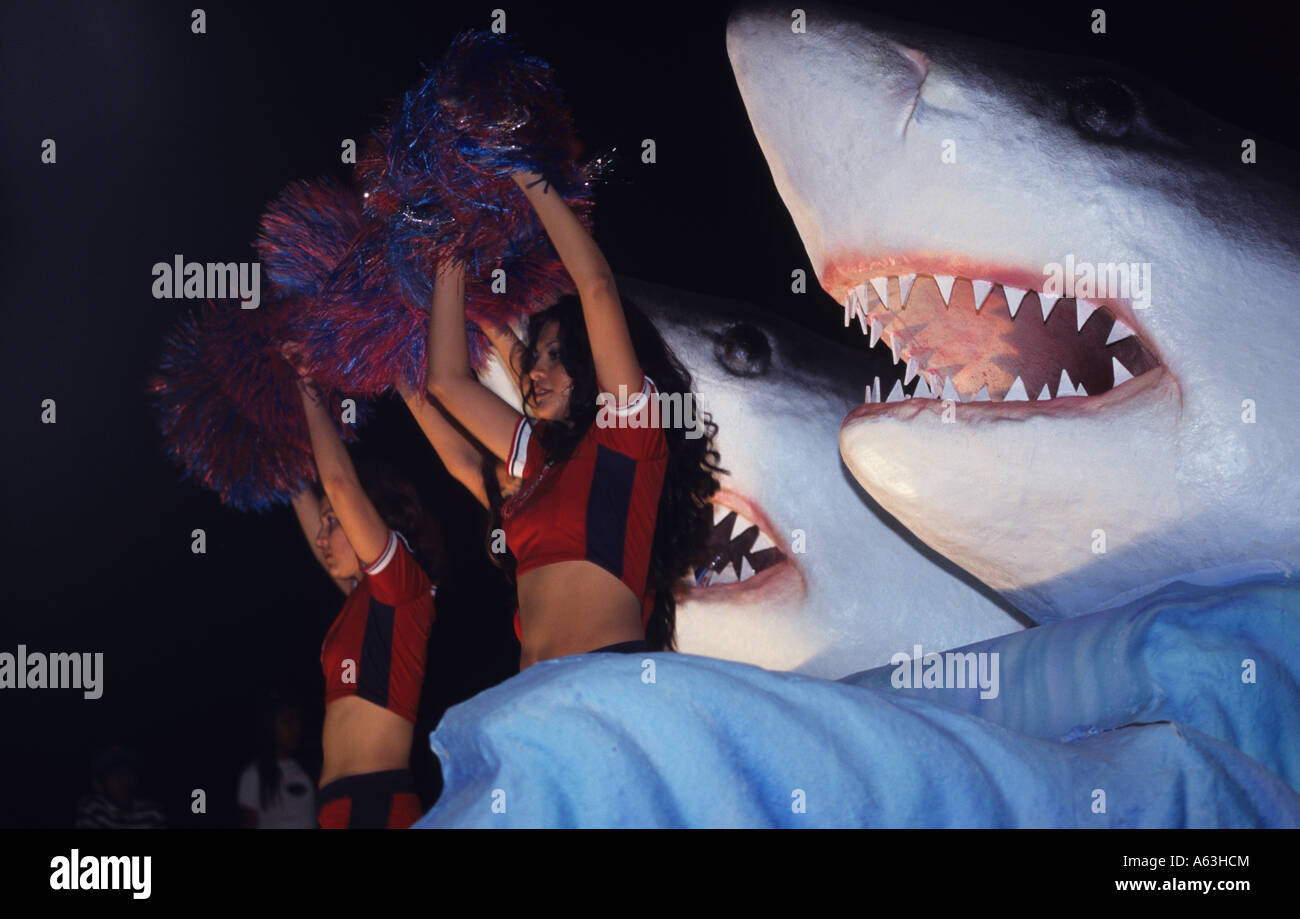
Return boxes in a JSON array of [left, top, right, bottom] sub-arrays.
[[321, 530, 436, 723], [502, 374, 669, 641]]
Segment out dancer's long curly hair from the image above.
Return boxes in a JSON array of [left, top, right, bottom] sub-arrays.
[[487, 293, 724, 651]]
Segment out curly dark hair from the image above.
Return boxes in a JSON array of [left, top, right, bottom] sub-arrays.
[[488, 292, 724, 651]]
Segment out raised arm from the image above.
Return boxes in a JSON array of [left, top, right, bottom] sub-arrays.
[[512, 169, 643, 401], [424, 261, 524, 463], [395, 376, 490, 509], [284, 348, 391, 571]]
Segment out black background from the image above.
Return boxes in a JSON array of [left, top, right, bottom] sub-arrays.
[[1, 0, 1295, 827]]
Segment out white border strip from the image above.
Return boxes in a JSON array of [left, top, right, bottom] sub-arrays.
[[605, 375, 656, 418], [364, 530, 399, 575], [508, 416, 533, 479]]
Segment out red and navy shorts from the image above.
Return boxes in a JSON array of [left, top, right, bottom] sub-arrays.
[[317, 770, 423, 829]]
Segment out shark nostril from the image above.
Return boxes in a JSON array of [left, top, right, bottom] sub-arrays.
[[715, 322, 772, 377], [1066, 75, 1137, 140]]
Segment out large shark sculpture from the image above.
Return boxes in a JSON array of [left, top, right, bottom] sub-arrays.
[[725, 1, 1299, 623], [419, 5, 1299, 826]]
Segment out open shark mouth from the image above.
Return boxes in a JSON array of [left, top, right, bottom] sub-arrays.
[[833, 271, 1162, 406], [684, 489, 801, 599]]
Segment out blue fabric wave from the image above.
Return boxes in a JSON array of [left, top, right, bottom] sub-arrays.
[[415, 577, 1300, 828]]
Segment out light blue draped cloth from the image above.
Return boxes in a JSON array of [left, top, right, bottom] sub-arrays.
[[414, 576, 1300, 827]]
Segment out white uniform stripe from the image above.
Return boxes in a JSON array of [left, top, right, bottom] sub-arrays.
[[605, 375, 656, 418], [509, 416, 532, 479], [364, 530, 399, 575]]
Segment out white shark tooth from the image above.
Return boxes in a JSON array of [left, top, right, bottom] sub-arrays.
[[869, 276, 890, 310], [971, 384, 991, 402], [712, 564, 738, 585], [904, 357, 919, 384], [1105, 318, 1136, 345], [869, 317, 884, 349], [1003, 286, 1027, 318], [1037, 383, 1051, 400], [847, 289, 872, 333], [898, 273, 917, 307], [752, 530, 776, 552], [886, 378, 905, 402], [971, 279, 994, 311], [1111, 356, 1135, 386], [1039, 292, 1059, 322], [1003, 376, 1029, 401], [942, 376, 960, 401], [873, 376, 882, 403], [1077, 382, 1088, 396], [740, 555, 756, 581], [890, 333, 901, 364], [912, 375, 933, 398], [864, 383, 874, 404], [933, 274, 956, 306], [927, 371, 943, 396], [1076, 300, 1098, 331], [1058, 368, 1076, 397]]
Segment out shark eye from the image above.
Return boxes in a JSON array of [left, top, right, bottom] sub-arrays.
[[1066, 76, 1136, 140], [714, 322, 772, 377]]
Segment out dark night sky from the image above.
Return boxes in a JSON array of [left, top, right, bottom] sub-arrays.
[[1, 1, 1294, 827]]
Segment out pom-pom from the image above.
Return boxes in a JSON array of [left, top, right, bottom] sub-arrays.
[[150, 300, 367, 512], [255, 175, 365, 298], [433, 30, 583, 182], [357, 29, 609, 300], [298, 219, 578, 394]]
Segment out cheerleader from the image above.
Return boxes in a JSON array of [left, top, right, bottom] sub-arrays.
[[425, 170, 723, 668], [284, 346, 442, 829]]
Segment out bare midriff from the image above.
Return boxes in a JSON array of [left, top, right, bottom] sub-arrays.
[[517, 560, 644, 669], [320, 696, 414, 787]]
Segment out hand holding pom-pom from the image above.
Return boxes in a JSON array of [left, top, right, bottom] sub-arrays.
[[279, 340, 323, 406]]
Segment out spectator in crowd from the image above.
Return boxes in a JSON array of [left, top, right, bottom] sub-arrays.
[[74, 744, 167, 828], [237, 688, 317, 828]]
